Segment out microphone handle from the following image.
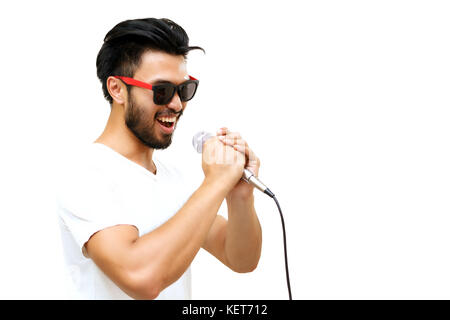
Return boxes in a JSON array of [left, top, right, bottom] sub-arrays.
[[242, 169, 274, 198]]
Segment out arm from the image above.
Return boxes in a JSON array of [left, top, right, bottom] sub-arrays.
[[203, 196, 262, 273], [85, 136, 245, 300], [202, 128, 263, 273]]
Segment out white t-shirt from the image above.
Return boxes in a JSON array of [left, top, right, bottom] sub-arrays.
[[56, 143, 193, 299]]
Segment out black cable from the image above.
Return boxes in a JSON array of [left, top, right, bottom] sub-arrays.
[[264, 188, 292, 300]]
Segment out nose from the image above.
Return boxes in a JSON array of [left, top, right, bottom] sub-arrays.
[[167, 91, 183, 113]]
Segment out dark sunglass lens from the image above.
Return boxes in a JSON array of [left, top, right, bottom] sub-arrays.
[[179, 81, 198, 101], [154, 85, 175, 105]]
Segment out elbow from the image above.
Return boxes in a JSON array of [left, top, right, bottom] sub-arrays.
[[135, 284, 161, 300], [229, 247, 262, 273], [231, 260, 260, 273], [123, 268, 163, 300], [246, 261, 259, 273], [237, 264, 258, 274]]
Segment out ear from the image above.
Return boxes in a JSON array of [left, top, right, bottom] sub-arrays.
[[106, 76, 127, 105]]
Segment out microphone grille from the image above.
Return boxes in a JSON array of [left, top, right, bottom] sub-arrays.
[[192, 131, 213, 153]]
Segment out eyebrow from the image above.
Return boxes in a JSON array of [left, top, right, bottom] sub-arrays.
[[149, 77, 192, 85], [151, 78, 173, 84]]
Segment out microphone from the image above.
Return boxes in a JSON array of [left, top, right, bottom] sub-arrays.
[[192, 131, 275, 198]]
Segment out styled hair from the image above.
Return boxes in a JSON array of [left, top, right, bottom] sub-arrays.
[[96, 18, 204, 104]]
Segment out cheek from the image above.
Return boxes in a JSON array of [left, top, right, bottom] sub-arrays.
[[134, 90, 154, 107], [130, 92, 158, 119]]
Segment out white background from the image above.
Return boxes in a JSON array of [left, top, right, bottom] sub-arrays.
[[0, 0, 449, 299]]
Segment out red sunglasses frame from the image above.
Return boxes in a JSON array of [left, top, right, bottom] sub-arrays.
[[113, 75, 198, 91]]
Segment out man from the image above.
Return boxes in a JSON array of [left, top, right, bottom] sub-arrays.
[[57, 18, 262, 299]]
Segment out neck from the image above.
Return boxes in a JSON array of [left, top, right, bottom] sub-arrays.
[[95, 104, 156, 174]]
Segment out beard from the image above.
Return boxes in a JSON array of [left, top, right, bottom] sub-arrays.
[[125, 92, 180, 150]]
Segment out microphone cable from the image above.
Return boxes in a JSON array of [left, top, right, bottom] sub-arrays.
[[264, 188, 292, 300]]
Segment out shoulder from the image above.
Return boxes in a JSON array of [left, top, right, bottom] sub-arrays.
[[56, 143, 105, 176], [55, 144, 112, 201]]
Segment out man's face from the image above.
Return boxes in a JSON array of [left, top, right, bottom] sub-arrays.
[[125, 51, 189, 149]]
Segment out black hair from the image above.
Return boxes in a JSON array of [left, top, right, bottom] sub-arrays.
[[96, 18, 204, 104]]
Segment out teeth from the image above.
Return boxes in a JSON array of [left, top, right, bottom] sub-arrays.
[[157, 116, 176, 123]]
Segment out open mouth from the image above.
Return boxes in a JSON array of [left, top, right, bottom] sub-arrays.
[[157, 119, 175, 128], [156, 116, 176, 131]]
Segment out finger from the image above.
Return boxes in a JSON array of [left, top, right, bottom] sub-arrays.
[[232, 143, 256, 168], [233, 141, 257, 163], [219, 136, 246, 149], [216, 127, 229, 136], [232, 143, 246, 154], [246, 144, 258, 164], [218, 137, 247, 159], [226, 131, 241, 139], [220, 132, 242, 144], [226, 138, 250, 160], [233, 143, 259, 174], [229, 138, 257, 162]]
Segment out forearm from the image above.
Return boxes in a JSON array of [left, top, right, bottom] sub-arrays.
[[224, 194, 262, 272], [130, 178, 229, 293]]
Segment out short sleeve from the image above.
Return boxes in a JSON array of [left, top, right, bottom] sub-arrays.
[[57, 164, 136, 258]]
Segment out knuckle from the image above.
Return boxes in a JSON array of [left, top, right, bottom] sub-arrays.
[[227, 131, 240, 138]]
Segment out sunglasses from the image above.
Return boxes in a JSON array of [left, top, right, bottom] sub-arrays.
[[113, 75, 199, 105]]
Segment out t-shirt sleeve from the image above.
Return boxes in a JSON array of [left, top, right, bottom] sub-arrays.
[[57, 165, 136, 258]]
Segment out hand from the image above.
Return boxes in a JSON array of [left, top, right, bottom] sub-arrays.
[[216, 127, 261, 201], [201, 133, 246, 191]]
